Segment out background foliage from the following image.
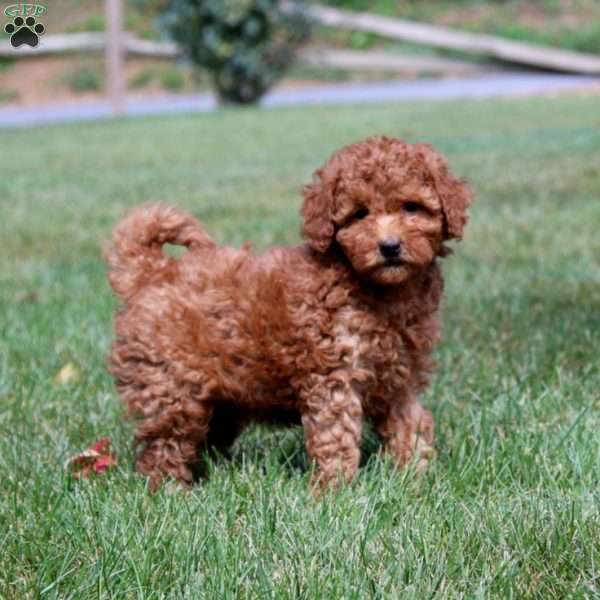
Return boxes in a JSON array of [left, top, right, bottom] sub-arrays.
[[160, 0, 310, 104]]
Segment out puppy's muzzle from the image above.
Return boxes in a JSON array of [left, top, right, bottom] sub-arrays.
[[379, 239, 402, 260]]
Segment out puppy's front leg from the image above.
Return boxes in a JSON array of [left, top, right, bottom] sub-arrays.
[[300, 377, 363, 490], [377, 392, 435, 474]]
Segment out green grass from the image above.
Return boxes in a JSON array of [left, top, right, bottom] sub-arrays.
[[1, 96, 599, 598]]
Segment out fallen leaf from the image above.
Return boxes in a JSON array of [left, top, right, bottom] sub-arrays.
[[54, 363, 80, 386], [67, 438, 117, 479]]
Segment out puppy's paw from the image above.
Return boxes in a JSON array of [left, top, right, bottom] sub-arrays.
[[412, 435, 436, 475]]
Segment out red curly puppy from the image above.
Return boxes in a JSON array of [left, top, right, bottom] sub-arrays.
[[106, 136, 471, 491]]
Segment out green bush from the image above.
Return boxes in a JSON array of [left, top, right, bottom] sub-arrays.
[[0, 89, 19, 104], [66, 14, 106, 33], [65, 67, 102, 93], [129, 68, 155, 89], [160, 66, 186, 90], [0, 58, 15, 73], [160, 0, 310, 105]]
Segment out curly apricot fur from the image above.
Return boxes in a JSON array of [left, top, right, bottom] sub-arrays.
[[105, 136, 471, 490]]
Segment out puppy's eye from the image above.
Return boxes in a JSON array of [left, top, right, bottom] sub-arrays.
[[351, 207, 369, 221], [403, 201, 422, 213]]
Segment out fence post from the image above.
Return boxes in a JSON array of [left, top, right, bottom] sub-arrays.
[[105, 0, 126, 115]]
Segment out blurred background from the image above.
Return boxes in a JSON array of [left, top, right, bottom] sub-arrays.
[[1, 3, 599, 597], [1, 0, 600, 121]]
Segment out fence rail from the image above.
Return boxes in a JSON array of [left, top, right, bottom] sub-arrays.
[[0, 33, 489, 76], [303, 4, 600, 75]]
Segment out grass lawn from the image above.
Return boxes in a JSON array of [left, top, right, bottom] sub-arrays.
[[1, 95, 599, 599]]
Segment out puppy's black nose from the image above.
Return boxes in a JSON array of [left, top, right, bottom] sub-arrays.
[[379, 240, 401, 259]]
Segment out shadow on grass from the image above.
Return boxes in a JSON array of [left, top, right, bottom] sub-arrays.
[[193, 422, 385, 483]]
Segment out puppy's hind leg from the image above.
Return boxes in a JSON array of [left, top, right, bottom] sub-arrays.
[[134, 394, 214, 491], [115, 360, 214, 490]]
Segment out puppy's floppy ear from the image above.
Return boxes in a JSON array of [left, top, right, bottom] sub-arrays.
[[417, 144, 472, 240], [301, 167, 337, 253]]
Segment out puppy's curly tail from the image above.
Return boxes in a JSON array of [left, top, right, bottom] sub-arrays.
[[105, 203, 215, 301]]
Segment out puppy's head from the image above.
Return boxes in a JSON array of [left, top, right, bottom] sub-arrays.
[[301, 136, 472, 285]]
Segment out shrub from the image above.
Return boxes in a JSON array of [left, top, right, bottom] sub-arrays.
[[0, 58, 15, 73], [66, 14, 106, 33], [160, 66, 186, 91], [0, 89, 19, 104], [160, 0, 310, 105], [129, 67, 155, 89], [65, 67, 102, 93]]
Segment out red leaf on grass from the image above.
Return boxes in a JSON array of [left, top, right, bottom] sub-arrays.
[[67, 437, 117, 479]]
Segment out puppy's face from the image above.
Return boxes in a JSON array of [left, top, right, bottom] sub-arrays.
[[301, 137, 472, 285], [333, 176, 444, 285]]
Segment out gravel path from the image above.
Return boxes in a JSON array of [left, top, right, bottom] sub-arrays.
[[0, 72, 598, 128]]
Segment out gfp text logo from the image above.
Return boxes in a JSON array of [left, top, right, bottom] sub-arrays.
[[4, 4, 46, 48]]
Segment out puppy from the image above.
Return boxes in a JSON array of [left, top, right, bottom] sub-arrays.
[[105, 136, 471, 490]]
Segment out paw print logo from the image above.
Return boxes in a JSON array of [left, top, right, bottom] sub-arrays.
[[5, 15, 45, 48]]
